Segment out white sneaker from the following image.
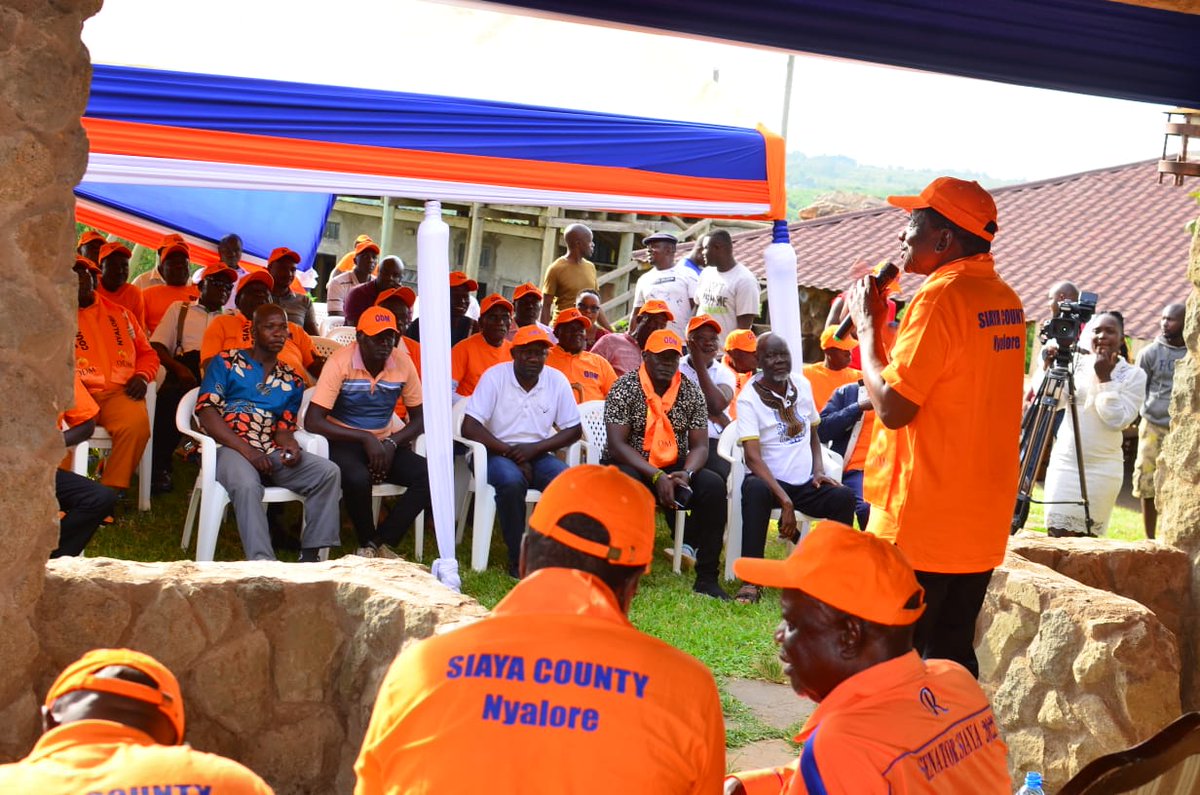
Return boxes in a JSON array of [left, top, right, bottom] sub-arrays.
[[354, 546, 377, 559], [662, 544, 696, 571]]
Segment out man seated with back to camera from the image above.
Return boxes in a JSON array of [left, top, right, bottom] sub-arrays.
[[603, 329, 730, 599]]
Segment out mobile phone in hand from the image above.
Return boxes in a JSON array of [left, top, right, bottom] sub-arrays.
[[673, 483, 693, 509]]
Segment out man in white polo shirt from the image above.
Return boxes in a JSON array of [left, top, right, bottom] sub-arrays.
[[678, 315, 736, 482], [632, 231, 696, 338], [735, 333, 856, 603], [461, 326, 582, 577]]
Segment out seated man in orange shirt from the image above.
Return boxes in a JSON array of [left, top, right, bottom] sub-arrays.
[[355, 465, 726, 794], [450, 293, 513, 398], [0, 648, 271, 793], [721, 328, 758, 421], [802, 326, 861, 412], [95, 241, 146, 330], [506, 282, 556, 341], [73, 256, 158, 497], [725, 523, 1009, 795], [546, 307, 616, 403], [819, 379, 875, 529], [200, 271, 323, 384], [140, 235, 198, 334], [376, 286, 420, 375]]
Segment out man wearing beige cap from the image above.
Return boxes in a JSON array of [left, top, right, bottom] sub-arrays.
[[725, 523, 1009, 794]]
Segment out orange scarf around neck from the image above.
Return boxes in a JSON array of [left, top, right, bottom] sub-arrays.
[[639, 364, 681, 468]]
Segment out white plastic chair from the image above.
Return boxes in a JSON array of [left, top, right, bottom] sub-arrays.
[[309, 336, 344, 359], [73, 381, 157, 512], [327, 325, 357, 347], [319, 314, 346, 336], [717, 425, 844, 581], [177, 387, 325, 562]]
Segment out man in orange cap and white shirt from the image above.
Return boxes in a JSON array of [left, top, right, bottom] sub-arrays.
[[73, 255, 158, 496], [546, 307, 616, 403], [679, 314, 737, 481], [95, 240, 147, 330], [506, 282, 557, 342], [355, 464, 726, 793], [802, 326, 862, 412], [845, 177, 1024, 677], [0, 648, 270, 793], [591, 298, 674, 377], [450, 293, 514, 398], [462, 325, 581, 577], [724, 523, 1009, 794], [328, 236, 380, 315]]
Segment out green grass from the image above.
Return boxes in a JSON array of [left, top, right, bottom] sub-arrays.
[[1017, 484, 1145, 541]]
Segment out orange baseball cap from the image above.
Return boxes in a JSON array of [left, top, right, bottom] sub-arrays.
[[511, 325, 553, 348], [268, 247, 302, 266], [98, 241, 132, 262], [644, 329, 683, 354], [45, 648, 186, 744], [479, 293, 513, 316], [236, 270, 274, 295], [529, 465, 656, 567], [198, 262, 238, 282], [449, 271, 479, 291], [819, 325, 858, 351], [637, 299, 674, 322], [375, 286, 416, 308], [354, 238, 381, 257], [687, 315, 721, 336], [735, 522, 926, 626], [158, 234, 189, 260], [724, 328, 757, 353], [887, 177, 999, 242], [513, 282, 542, 301], [74, 255, 100, 274], [77, 230, 105, 247], [358, 307, 399, 337], [553, 307, 591, 330]]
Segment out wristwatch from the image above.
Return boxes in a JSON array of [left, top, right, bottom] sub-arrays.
[[682, 469, 695, 482]]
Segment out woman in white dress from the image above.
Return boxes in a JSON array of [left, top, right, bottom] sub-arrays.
[[1045, 312, 1146, 537]]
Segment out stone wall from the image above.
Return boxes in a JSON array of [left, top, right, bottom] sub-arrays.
[[0, 0, 101, 755], [1158, 213, 1200, 708], [32, 558, 486, 794], [980, 553, 1182, 792]]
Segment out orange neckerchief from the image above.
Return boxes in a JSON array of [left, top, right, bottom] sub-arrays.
[[639, 364, 681, 468]]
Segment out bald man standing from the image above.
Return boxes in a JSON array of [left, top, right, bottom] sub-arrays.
[[541, 223, 612, 330]]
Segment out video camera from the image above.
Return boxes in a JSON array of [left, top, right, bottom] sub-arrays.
[[1038, 291, 1098, 366]]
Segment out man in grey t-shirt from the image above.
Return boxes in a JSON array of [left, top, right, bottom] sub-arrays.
[[1133, 302, 1186, 538]]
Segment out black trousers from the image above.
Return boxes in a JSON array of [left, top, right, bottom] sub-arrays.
[[617, 462, 726, 583], [740, 475, 856, 559], [704, 442, 730, 482], [913, 569, 994, 679], [55, 469, 116, 557], [328, 439, 432, 547], [152, 351, 201, 475]]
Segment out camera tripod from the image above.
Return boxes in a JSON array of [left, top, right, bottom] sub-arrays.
[[1012, 348, 1095, 536]]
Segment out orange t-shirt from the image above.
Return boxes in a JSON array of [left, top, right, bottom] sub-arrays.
[[395, 337, 422, 421], [0, 720, 272, 794], [546, 346, 617, 403], [200, 313, 317, 385], [864, 254, 1024, 573], [726, 652, 1010, 795], [451, 333, 512, 397], [75, 296, 159, 394], [802, 363, 862, 413], [354, 568, 726, 794], [96, 282, 146, 330], [141, 283, 199, 334], [60, 374, 100, 429]]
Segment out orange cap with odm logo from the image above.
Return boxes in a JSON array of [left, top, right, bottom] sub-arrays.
[[553, 307, 591, 330], [375, 286, 416, 308], [479, 294, 513, 316], [820, 326, 858, 352], [513, 282, 543, 301], [637, 299, 674, 322], [99, 241, 132, 262], [644, 329, 683, 354], [724, 329, 757, 353], [735, 522, 926, 626], [887, 177, 999, 242], [529, 465, 656, 566], [511, 326, 553, 348], [45, 648, 186, 744], [358, 308, 398, 337], [449, 271, 479, 291], [687, 315, 721, 336]]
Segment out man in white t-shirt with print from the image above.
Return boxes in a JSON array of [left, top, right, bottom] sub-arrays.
[[678, 315, 737, 482], [632, 231, 696, 339], [734, 333, 856, 603], [695, 230, 760, 347]]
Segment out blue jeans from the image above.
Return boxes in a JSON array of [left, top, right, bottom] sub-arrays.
[[841, 469, 872, 530], [487, 452, 568, 565]]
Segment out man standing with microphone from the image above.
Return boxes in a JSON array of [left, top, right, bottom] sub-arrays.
[[846, 178, 1024, 677]]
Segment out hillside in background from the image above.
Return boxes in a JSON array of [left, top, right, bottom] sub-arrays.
[[786, 152, 1018, 217]]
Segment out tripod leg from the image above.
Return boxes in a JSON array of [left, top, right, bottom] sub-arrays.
[[1013, 374, 1065, 534], [1065, 371, 1095, 535]]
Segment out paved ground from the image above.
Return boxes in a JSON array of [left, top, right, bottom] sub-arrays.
[[724, 678, 813, 774]]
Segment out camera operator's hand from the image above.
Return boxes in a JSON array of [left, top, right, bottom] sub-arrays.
[[1093, 349, 1119, 383]]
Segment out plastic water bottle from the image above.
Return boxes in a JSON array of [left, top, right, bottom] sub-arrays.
[[1016, 771, 1044, 794]]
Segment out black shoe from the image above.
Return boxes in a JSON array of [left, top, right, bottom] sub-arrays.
[[150, 470, 173, 495], [298, 548, 323, 563], [693, 579, 732, 601], [507, 561, 521, 580]]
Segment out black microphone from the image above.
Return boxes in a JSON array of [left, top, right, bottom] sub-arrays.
[[833, 262, 899, 341]]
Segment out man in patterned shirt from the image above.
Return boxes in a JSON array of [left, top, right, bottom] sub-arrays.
[[195, 304, 342, 561], [603, 329, 730, 599]]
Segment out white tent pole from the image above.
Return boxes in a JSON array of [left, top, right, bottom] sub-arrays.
[[763, 220, 803, 355]]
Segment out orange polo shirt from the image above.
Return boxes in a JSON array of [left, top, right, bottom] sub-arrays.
[[394, 337, 422, 421], [0, 720, 272, 794], [141, 283, 199, 334], [354, 567, 726, 794], [96, 282, 146, 330], [727, 651, 1009, 795], [802, 363, 862, 413], [546, 345, 617, 403], [200, 313, 317, 385], [451, 333, 512, 397], [864, 254, 1024, 573], [75, 296, 159, 394]]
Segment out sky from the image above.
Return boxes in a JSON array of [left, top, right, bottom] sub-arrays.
[[82, 0, 1170, 182]]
